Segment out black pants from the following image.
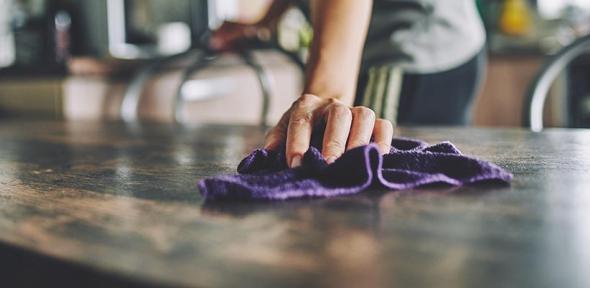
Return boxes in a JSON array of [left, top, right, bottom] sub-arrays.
[[357, 49, 487, 126]]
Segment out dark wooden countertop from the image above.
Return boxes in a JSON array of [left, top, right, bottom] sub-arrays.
[[0, 120, 589, 287]]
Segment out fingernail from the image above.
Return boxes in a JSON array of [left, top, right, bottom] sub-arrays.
[[290, 155, 302, 168], [326, 156, 337, 164]]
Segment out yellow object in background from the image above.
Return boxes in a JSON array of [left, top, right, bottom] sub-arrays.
[[499, 0, 533, 36]]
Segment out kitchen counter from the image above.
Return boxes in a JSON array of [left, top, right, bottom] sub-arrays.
[[0, 120, 589, 287]]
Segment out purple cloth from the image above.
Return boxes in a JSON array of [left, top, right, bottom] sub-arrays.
[[198, 138, 512, 201]]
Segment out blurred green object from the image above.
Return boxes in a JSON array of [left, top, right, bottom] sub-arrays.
[[299, 23, 312, 48]]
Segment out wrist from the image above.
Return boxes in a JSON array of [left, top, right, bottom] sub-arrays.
[[303, 74, 356, 105]]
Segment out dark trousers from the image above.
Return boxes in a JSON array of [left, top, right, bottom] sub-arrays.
[[357, 49, 487, 126]]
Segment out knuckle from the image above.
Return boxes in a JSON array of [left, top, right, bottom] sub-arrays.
[[289, 112, 313, 126], [324, 139, 346, 152], [350, 138, 370, 146], [287, 142, 308, 157], [327, 97, 340, 105], [292, 94, 317, 110], [291, 100, 305, 110], [375, 118, 394, 130], [329, 104, 352, 119], [299, 93, 318, 103], [352, 106, 375, 120]]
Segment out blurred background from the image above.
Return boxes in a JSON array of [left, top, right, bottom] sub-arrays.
[[0, 0, 589, 128]]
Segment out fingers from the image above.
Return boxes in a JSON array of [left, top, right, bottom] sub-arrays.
[[285, 94, 320, 168], [263, 127, 285, 152], [263, 110, 290, 151], [373, 119, 394, 155], [322, 102, 353, 164], [268, 92, 392, 168], [347, 106, 376, 151]]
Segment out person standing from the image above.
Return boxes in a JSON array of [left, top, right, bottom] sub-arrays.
[[211, 0, 486, 167]]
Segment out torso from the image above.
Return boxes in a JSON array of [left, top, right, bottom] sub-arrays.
[[362, 0, 486, 73]]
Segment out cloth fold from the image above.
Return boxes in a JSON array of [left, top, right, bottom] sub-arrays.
[[198, 138, 512, 201]]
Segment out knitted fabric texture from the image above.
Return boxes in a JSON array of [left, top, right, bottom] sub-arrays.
[[198, 138, 512, 201]]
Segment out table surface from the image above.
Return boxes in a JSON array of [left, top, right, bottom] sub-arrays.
[[0, 120, 589, 288]]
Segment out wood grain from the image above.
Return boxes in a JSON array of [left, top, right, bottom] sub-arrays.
[[0, 120, 589, 288]]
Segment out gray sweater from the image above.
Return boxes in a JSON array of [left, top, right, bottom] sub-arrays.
[[362, 0, 486, 73]]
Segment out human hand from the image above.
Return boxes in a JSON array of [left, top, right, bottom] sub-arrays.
[[210, 21, 271, 51], [264, 94, 394, 168]]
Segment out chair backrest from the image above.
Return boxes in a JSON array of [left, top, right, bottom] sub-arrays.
[[523, 34, 590, 131]]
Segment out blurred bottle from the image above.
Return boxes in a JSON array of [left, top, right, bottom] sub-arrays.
[[499, 0, 533, 37], [53, 10, 71, 64], [0, 0, 16, 68]]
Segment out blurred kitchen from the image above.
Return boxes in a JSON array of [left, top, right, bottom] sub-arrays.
[[0, 0, 589, 128]]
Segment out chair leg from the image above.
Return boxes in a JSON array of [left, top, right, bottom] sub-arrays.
[[239, 51, 273, 127], [173, 51, 217, 124], [120, 51, 194, 123]]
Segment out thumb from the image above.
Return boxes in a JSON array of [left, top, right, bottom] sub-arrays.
[[263, 126, 285, 151], [264, 109, 292, 151]]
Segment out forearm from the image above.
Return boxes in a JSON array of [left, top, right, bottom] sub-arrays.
[[304, 0, 373, 105]]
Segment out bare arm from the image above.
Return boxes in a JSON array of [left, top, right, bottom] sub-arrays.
[[265, 0, 394, 167], [304, 0, 372, 103]]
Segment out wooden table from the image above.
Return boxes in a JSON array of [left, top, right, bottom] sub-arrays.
[[0, 120, 589, 287]]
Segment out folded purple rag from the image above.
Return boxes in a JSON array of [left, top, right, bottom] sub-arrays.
[[198, 138, 512, 201]]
